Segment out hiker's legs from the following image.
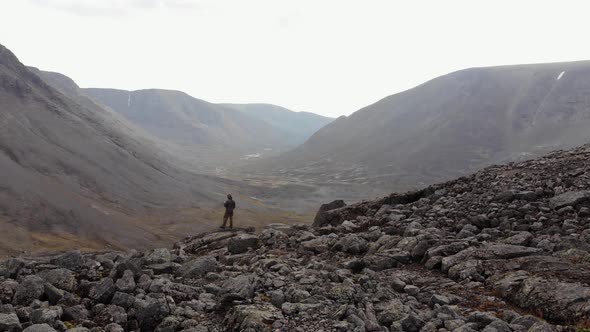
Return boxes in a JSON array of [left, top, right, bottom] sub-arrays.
[[222, 214, 228, 228], [229, 214, 233, 228]]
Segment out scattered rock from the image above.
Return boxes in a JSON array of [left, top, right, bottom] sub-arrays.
[[312, 200, 346, 227], [23, 324, 58, 332], [39, 268, 77, 292], [177, 256, 218, 278], [549, 191, 590, 209], [225, 304, 284, 331], [115, 270, 136, 293], [227, 234, 260, 254], [3, 145, 590, 331], [31, 306, 63, 325], [0, 312, 21, 332], [14, 275, 45, 305], [50, 251, 85, 271], [143, 248, 172, 265], [137, 302, 170, 331], [89, 278, 116, 303]]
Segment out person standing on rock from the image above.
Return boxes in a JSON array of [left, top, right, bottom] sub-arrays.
[[221, 194, 236, 229]]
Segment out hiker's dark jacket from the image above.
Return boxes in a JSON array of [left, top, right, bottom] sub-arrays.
[[224, 199, 236, 214]]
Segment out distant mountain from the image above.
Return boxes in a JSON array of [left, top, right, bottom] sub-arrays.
[[83, 89, 328, 172], [0, 44, 238, 254], [83, 88, 288, 149], [264, 61, 590, 190], [221, 103, 333, 145]]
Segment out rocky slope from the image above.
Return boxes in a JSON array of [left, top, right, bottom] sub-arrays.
[[261, 60, 590, 190], [2, 145, 590, 331]]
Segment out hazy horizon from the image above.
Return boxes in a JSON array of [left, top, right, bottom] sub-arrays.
[[2, 0, 590, 117]]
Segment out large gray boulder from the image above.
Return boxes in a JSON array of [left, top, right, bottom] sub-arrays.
[[180, 232, 236, 254], [332, 234, 369, 254], [50, 251, 85, 271], [177, 256, 218, 278], [490, 271, 590, 323], [14, 275, 45, 305], [441, 245, 542, 273], [44, 283, 64, 304], [301, 236, 337, 254], [0, 312, 21, 332], [312, 200, 346, 227], [0, 258, 25, 279], [104, 324, 124, 332], [110, 259, 142, 279], [62, 304, 90, 322], [375, 300, 413, 327], [111, 291, 136, 309], [23, 324, 58, 332], [399, 313, 425, 332], [225, 303, 284, 332], [227, 234, 260, 254], [549, 191, 590, 209], [94, 305, 127, 327], [0, 279, 18, 303], [31, 306, 63, 325], [221, 274, 257, 299], [143, 248, 172, 265], [137, 302, 170, 332], [501, 232, 534, 247], [89, 278, 116, 303], [115, 270, 136, 293], [38, 268, 77, 292], [475, 244, 543, 260]]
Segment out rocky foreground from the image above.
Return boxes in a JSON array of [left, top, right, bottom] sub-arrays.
[[2, 146, 590, 332]]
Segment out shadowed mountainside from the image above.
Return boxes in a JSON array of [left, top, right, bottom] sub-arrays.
[[82, 89, 331, 173], [260, 61, 590, 191], [0, 44, 280, 254]]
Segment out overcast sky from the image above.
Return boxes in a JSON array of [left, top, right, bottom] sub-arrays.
[[2, 0, 590, 117]]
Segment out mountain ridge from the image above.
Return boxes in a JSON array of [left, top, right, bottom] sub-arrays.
[[261, 59, 590, 191], [221, 103, 334, 146], [82, 87, 332, 173]]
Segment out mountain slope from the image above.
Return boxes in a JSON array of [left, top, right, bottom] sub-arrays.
[[0, 44, 236, 253], [265, 61, 590, 189], [2, 144, 590, 330], [82, 88, 303, 172], [221, 103, 333, 145]]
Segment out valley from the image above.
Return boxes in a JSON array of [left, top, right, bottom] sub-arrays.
[[3, 42, 590, 257], [81, 87, 333, 175], [2, 1, 590, 330], [1, 141, 589, 331], [0, 44, 320, 256]]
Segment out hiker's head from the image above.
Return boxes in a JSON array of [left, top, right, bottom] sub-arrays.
[[227, 194, 232, 199]]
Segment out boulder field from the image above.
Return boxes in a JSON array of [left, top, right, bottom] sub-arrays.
[[2, 145, 590, 331]]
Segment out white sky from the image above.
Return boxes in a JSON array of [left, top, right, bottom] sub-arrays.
[[2, 0, 590, 117]]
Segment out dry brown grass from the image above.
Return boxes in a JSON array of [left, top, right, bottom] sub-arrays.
[[575, 320, 590, 331], [0, 206, 312, 258], [0, 217, 109, 258], [29, 232, 106, 252]]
